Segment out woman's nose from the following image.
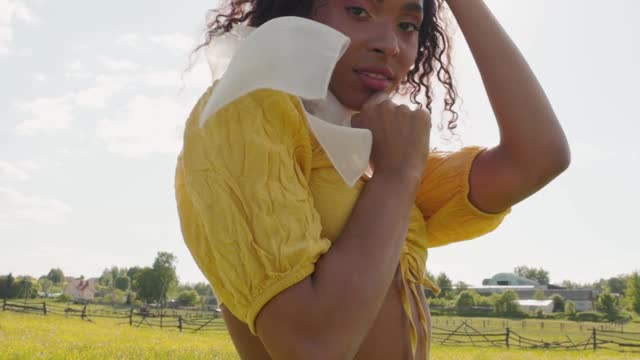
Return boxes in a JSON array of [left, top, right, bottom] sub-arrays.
[[368, 23, 400, 57]]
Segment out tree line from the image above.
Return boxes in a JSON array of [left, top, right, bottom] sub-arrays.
[[425, 266, 640, 322], [3, 260, 639, 321], [0, 252, 215, 309]]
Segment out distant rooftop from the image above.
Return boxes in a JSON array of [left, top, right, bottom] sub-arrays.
[[482, 273, 541, 287]]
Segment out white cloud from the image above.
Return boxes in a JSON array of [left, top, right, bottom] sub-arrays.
[[70, 75, 128, 109], [99, 56, 140, 72], [97, 95, 188, 158], [0, 187, 71, 227], [116, 31, 198, 55], [17, 160, 40, 171], [177, 59, 211, 91], [0, 161, 29, 181], [150, 33, 195, 54], [116, 33, 140, 47], [15, 96, 75, 135], [15, 74, 128, 134], [143, 70, 184, 88], [64, 60, 93, 79], [0, 0, 37, 55], [34, 73, 47, 82]]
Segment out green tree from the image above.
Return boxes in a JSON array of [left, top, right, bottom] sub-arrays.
[[455, 290, 476, 312], [474, 293, 494, 307], [436, 273, 453, 298], [534, 289, 545, 300], [455, 281, 469, 290], [16, 277, 37, 300], [127, 266, 143, 291], [103, 289, 127, 304], [134, 267, 161, 304], [565, 300, 577, 317], [0, 274, 18, 298], [115, 276, 130, 291], [514, 266, 550, 285], [597, 292, 619, 321], [38, 278, 53, 297], [133, 252, 178, 305], [550, 294, 566, 313], [495, 290, 520, 315], [99, 268, 114, 288], [626, 272, 640, 314], [153, 252, 178, 305], [177, 290, 199, 307], [110, 267, 121, 286], [192, 282, 214, 297], [47, 268, 65, 284], [605, 276, 627, 295], [560, 280, 582, 289]]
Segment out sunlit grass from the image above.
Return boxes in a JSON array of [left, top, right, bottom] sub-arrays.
[[0, 311, 237, 359], [1, 311, 638, 359]]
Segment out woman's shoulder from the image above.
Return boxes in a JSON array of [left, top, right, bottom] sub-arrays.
[[186, 85, 308, 136], [182, 86, 313, 173]]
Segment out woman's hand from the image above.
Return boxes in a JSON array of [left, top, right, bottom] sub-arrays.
[[351, 93, 431, 183]]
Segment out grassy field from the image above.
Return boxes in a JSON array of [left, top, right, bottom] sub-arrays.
[[1, 311, 639, 359]]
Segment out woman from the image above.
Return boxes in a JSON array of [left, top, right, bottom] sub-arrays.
[[175, 0, 570, 359]]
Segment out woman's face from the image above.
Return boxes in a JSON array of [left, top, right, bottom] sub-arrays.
[[311, 0, 423, 110]]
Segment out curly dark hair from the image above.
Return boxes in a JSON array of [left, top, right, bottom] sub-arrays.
[[193, 0, 459, 132]]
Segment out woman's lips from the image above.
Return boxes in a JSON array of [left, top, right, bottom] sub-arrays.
[[355, 70, 393, 92]]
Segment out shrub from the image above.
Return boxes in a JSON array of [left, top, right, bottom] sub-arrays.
[[597, 293, 620, 321], [550, 294, 566, 313], [177, 290, 199, 307], [495, 290, 521, 315], [564, 300, 577, 318], [575, 311, 605, 322], [455, 291, 476, 311], [56, 293, 73, 303]]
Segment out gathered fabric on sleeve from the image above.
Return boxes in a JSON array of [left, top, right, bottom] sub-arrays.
[[175, 87, 332, 335], [416, 146, 511, 249]]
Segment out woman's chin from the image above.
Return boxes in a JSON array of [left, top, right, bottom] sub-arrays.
[[332, 90, 372, 112]]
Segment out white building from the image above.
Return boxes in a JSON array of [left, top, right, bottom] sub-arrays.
[[516, 299, 554, 314]]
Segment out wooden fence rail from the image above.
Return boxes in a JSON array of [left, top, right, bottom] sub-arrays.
[[3, 299, 639, 352], [2, 299, 222, 333]]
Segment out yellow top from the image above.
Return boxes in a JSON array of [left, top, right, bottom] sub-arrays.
[[175, 87, 510, 359]]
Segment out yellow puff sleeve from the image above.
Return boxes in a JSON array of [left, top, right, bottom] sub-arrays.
[[175, 88, 331, 335], [416, 146, 511, 248]]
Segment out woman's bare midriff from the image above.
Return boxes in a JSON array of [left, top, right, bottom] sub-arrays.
[[221, 266, 429, 360]]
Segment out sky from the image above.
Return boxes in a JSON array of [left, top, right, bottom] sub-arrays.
[[1, 0, 638, 287]]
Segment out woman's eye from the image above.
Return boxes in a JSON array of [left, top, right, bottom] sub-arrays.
[[346, 6, 370, 18], [399, 22, 420, 32]]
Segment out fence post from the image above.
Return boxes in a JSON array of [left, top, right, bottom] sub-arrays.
[[178, 316, 183, 332], [2, 298, 6, 311], [129, 308, 134, 326], [43, 302, 47, 315], [592, 328, 597, 351], [505, 327, 510, 348], [81, 305, 87, 320]]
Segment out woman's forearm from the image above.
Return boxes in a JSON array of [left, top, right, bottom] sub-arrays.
[[257, 172, 421, 360], [447, 0, 570, 170]]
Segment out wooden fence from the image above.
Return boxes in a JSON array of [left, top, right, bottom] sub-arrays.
[[3, 299, 639, 353], [431, 320, 640, 353], [2, 299, 224, 333]]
